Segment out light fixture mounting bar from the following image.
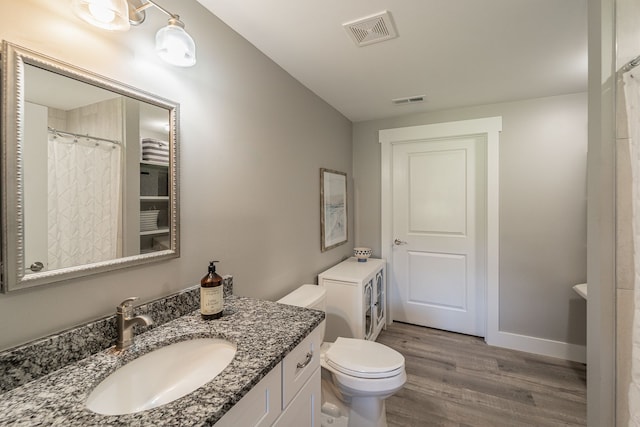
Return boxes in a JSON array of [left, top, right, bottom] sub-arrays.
[[134, 0, 178, 19], [128, 0, 182, 25]]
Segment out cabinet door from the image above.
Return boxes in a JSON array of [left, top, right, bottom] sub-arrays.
[[214, 364, 282, 427], [364, 280, 373, 340], [273, 368, 321, 427]]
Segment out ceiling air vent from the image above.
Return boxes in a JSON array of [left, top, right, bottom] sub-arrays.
[[392, 95, 426, 105], [343, 11, 398, 47]]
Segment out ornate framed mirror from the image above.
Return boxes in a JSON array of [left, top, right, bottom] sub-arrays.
[[1, 41, 180, 292]]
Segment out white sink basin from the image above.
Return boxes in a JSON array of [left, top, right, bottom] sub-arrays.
[[86, 338, 237, 415]]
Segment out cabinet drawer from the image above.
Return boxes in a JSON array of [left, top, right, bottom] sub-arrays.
[[281, 321, 323, 408], [215, 363, 282, 427]]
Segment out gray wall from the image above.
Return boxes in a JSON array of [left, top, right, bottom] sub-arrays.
[[0, 0, 352, 350], [353, 92, 588, 345]]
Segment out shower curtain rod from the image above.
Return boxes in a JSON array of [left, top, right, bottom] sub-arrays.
[[621, 54, 640, 73], [47, 127, 121, 146]]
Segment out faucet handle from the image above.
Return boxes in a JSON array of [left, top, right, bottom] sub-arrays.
[[117, 297, 139, 316]]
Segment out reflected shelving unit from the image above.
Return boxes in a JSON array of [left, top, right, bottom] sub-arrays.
[[139, 159, 169, 253]]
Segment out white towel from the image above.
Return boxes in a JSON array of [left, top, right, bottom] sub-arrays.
[[141, 138, 169, 163], [140, 210, 160, 232]]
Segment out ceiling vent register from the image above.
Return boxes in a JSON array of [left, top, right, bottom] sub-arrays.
[[343, 11, 398, 47], [392, 95, 426, 105]]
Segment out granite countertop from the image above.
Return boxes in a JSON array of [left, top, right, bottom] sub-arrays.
[[0, 295, 324, 426]]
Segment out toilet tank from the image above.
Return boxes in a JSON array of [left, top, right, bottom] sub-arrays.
[[277, 284, 326, 312], [278, 285, 327, 340]]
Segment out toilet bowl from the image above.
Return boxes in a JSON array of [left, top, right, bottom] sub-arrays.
[[278, 284, 406, 427]]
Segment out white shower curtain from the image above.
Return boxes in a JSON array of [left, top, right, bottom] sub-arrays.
[[47, 132, 122, 270], [625, 69, 640, 426]]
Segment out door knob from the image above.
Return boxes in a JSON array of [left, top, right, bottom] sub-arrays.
[[394, 239, 407, 245], [28, 261, 44, 272]]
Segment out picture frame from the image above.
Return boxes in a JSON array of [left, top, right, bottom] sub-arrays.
[[320, 168, 348, 252]]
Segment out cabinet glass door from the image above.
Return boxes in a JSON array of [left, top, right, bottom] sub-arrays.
[[364, 280, 373, 340], [375, 270, 384, 324]]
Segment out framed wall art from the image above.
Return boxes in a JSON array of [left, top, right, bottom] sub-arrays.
[[320, 168, 348, 252]]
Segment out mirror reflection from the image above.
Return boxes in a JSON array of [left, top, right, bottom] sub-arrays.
[[22, 64, 171, 272], [1, 41, 179, 292]]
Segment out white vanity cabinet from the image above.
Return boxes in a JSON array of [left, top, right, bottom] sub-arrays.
[[319, 257, 386, 342], [216, 322, 323, 426]]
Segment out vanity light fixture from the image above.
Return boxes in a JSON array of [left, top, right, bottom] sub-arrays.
[[71, 0, 131, 31], [155, 16, 196, 67], [72, 0, 196, 67]]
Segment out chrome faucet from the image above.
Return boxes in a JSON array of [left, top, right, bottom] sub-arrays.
[[116, 297, 153, 350]]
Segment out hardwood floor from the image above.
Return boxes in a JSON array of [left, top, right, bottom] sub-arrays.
[[376, 322, 586, 427]]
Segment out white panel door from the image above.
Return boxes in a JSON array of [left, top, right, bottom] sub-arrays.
[[392, 136, 486, 336]]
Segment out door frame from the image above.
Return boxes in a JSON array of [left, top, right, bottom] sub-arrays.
[[379, 117, 502, 344]]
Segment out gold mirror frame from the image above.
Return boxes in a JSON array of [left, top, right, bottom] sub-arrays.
[[1, 41, 180, 292]]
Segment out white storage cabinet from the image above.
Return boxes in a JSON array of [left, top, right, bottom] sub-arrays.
[[318, 257, 386, 342]]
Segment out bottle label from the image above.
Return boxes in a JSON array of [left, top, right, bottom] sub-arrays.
[[201, 286, 223, 315]]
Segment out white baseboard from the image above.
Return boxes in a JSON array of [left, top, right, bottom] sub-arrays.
[[486, 330, 586, 363]]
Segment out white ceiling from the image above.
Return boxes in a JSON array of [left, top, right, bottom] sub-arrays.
[[195, 0, 588, 122], [25, 65, 118, 111], [25, 65, 169, 135]]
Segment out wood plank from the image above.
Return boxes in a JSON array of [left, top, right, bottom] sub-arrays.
[[377, 322, 586, 426]]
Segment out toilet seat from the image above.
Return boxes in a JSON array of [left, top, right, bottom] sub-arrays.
[[324, 337, 405, 379]]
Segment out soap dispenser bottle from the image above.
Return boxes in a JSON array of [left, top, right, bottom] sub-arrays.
[[201, 260, 223, 320]]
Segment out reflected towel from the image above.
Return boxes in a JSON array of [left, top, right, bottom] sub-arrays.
[[141, 138, 169, 163]]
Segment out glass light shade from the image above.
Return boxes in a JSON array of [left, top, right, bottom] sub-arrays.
[[156, 23, 196, 67], [71, 0, 131, 31]]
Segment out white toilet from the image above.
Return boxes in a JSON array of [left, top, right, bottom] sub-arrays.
[[278, 284, 406, 427]]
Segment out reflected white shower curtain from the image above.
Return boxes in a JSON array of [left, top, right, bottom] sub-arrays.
[[625, 70, 640, 426], [47, 133, 121, 270]]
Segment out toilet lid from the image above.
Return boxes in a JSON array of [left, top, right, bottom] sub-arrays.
[[325, 337, 405, 379]]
